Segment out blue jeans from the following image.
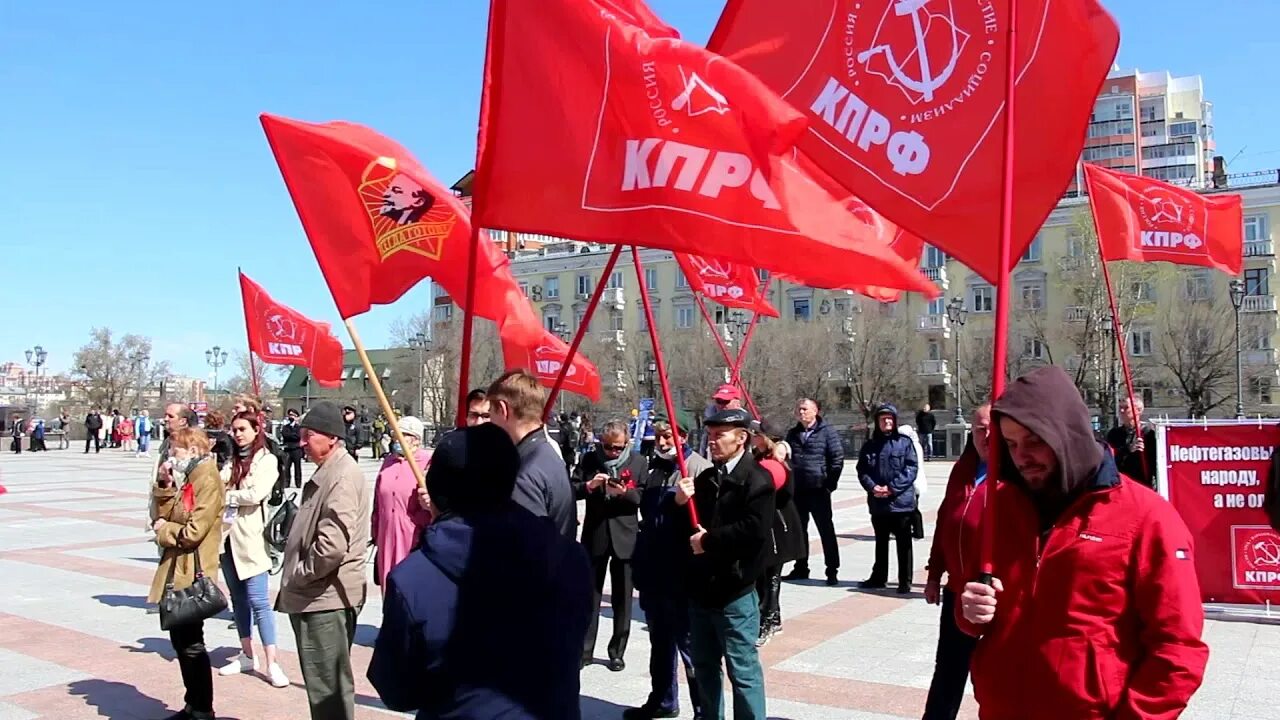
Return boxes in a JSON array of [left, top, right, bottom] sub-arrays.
[[640, 591, 701, 716], [137, 434, 150, 453], [689, 590, 766, 720], [220, 551, 277, 646]]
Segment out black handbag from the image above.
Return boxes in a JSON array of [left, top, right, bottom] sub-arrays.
[[911, 508, 926, 540], [159, 548, 228, 631]]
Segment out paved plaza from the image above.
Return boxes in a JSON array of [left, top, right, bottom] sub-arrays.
[[1, 450, 1279, 719]]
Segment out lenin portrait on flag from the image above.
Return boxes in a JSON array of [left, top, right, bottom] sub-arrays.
[[380, 173, 435, 226]]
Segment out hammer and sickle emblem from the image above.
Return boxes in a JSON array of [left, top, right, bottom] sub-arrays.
[[858, 0, 963, 103]]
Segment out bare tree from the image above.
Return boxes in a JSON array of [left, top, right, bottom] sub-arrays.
[[1157, 290, 1236, 418], [221, 351, 286, 401], [843, 302, 913, 421], [71, 328, 171, 411]]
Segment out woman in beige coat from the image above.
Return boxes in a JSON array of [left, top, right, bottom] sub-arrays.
[[217, 412, 289, 688], [149, 427, 225, 720]]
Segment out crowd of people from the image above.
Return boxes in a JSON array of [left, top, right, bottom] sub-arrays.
[[6, 360, 1213, 720]]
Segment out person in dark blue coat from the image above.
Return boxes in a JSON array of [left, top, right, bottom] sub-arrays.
[[784, 398, 846, 585], [368, 423, 593, 720], [856, 403, 918, 594]]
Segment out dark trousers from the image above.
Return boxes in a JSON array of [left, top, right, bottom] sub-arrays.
[[640, 591, 701, 716], [10, 435, 20, 454], [169, 621, 214, 716], [923, 588, 977, 720], [585, 554, 632, 661], [286, 448, 305, 488], [793, 487, 839, 574], [291, 607, 359, 720], [869, 512, 914, 588], [84, 433, 101, 453], [755, 564, 782, 627]]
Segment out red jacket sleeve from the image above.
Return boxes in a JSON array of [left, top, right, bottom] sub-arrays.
[[927, 462, 967, 585], [1114, 501, 1209, 720]]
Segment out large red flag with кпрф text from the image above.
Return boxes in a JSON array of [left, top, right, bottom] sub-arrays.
[[260, 114, 542, 345], [239, 272, 345, 388], [1084, 164, 1243, 275], [474, 0, 938, 298], [709, 0, 1120, 283], [502, 331, 604, 403], [673, 253, 779, 317]]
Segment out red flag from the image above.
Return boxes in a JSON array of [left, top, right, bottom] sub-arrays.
[[260, 114, 542, 345], [502, 331, 603, 403], [1084, 164, 1243, 275], [238, 272, 345, 389], [474, 0, 937, 298], [673, 253, 778, 317], [709, 0, 1120, 283]]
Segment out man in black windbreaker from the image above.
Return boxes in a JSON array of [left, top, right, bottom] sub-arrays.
[[280, 408, 305, 488], [1105, 396, 1157, 489], [671, 408, 773, 720], [784, 398, 845, 585]]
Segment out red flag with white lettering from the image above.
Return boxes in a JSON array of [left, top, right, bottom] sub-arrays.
[[709, 0, 1120, 283], [473, 0, 938, 298], [1084, 164, 1243, 275], [673, 253, 779, 317], [502, 330, 603, 403], [260, 114, 542, 345], [239, 272, 344, 389]]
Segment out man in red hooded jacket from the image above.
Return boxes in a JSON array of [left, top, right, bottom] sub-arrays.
[[922, 404, 990, 720], [960, 366, 1207, 720]]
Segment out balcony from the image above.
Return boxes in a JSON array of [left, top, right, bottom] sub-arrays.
[[1245, 349, 1279, 366], [1063, 306, 1091, 323], [1245, 241, 1274, 258], [1242, 295, 1278, 313], [922, 266, 948, 288], [601, 287, 626, 310], [1058, 256, 1092, 274], [916, 314, 951, 336], [917, 359, 951, 378], [598, 330, 627, 348]]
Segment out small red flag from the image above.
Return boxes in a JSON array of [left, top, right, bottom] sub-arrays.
[[1084, 164, 1243, 275], [673, 253, 778, 317], [502, 331, 604, 403], [260, 114, 542, 345], [709, 0, 1120, 283], [239, 272, 345, 389], [474, 0, 937, 298]]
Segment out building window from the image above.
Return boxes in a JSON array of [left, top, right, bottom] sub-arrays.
[[1018, 282, 1044, 311], [1245, 214, 1270, 243], [611, 313, 624, 331], [756, 268, 769, 282], [543, 312, 560, 332], [926, 340, 942, 361], [544, 276, 559, 299], [925, 245, 947, 268], [1130, 328, 1153, 357], [675, 305, 694, 329], [792, 297, 812, 321], [576, 274, 592, 298], [608, 271, 624, 289], [1245, 268, 1270, 296], [1020, 235, 1042, 263], [433, 304, 453, 322], [1169, 120, 1197, 137], [518, 281, 529, 297], [644, 268, 658, 291], [1253, 377, 1274, 405], [970, 286, 994, 313], [1066, 230, 1086, 257], [927, 297, 946, 316], [1131, 281, 1155, 303], [1134, 386, 1155, 406], [637, 305, 648, 332], [574, 308, 588, 332], [1184, 270, 1211, 300], [676, 272, 690, 290], [1022, 337, 1047, 361]]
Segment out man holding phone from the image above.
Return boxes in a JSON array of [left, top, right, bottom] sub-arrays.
[[573, 419, 647, 672]]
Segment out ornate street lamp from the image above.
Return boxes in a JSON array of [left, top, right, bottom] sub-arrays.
[[1229, 279, 1247, 419], [205, 345, 228, 397], [945, 297, 967, 422], [409, 332, 430, 417]]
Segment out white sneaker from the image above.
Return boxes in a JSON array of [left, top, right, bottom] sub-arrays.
[[218, 653, 256, 676], [267, 663, 290, 688]]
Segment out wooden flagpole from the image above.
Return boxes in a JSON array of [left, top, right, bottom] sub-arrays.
[[343, 319, 426, 489]]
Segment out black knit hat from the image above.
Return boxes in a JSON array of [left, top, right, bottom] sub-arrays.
[[300, 401, 346, 438], [427, 424, 520, 515]]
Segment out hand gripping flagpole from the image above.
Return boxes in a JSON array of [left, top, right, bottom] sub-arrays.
[[691, 291, 762, 419], [1096, 253, 1150, 482], [633, 246, 699, 527], [543, 245, 624, 419], [979, 0, 1018, 586], [344, 319, 426, 490]]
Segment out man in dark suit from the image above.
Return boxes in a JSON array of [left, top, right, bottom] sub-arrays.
[[84, 408, 103, 453], [672, 408, 774, 720], [574, 419, 646, 672]]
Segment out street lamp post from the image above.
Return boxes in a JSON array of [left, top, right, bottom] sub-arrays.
[[1101, 315, 1118, 427], [25, 345, 48, 410], [645, 359, 657, 400], [409, 332, 429, 417], [205, 346, 228, 399], [1229, 279, 1247, 419], [127, 351, 149, 409], [945, 297, 967, 422]]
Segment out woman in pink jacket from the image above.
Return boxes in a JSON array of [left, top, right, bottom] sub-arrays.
[[371, 416, 433, 591]]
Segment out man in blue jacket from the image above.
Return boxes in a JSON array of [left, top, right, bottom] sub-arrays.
[[857, 403, 918, 594], [368, 423, 593, 720], [784, 398, 846, 586]]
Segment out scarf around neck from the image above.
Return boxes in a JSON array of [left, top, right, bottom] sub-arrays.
[[601, 443, 632, 474]]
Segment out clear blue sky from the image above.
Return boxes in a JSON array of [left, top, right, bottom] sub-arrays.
[[1, 1, 1276, 381]]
